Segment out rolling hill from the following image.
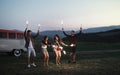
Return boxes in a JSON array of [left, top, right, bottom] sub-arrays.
[[83, 25, 120, 33], [62, 29, 120, 43], [13, 25, 120, 42], [40, 25, 120, 38]]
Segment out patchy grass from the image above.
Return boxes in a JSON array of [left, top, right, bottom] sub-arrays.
[[0, 52, 120, 75]]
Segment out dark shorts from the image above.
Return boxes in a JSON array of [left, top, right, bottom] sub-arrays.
[[70, 46, 76, 53]]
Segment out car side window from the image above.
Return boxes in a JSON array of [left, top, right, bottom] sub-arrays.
[[0, 32, 7, 39]]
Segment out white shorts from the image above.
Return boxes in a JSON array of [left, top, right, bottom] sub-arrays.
[[27, 48, 36, 58]]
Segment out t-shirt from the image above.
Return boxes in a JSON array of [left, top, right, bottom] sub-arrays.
[[28, 39, 34, 49]]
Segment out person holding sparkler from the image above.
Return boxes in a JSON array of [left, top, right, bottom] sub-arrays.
[[62, 26, 82, 63], [24, 21, 40, 68]]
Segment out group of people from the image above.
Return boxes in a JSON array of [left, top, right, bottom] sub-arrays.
[[24, 27, 82, 68]]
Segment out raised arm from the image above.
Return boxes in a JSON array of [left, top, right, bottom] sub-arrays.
[[75, 27, 82, 37], [24, 28, 27, 40], [62, 28, 70, 37], [32, 30, 40, 38]]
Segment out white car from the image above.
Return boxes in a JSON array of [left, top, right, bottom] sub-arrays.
[[0, 29, 27, 57]]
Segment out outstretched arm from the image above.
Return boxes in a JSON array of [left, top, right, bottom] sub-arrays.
[[62, 28, 70, 37], [61, 41, 68, 47]]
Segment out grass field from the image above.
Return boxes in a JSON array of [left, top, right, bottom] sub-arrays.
[[37, 42, 120, 52], [1, 41, 120, 75], [0, 52, 120, 75], [76, 42, 120, 51]]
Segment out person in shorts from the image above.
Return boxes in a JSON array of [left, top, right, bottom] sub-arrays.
[[53, 34, 68, 65], [41, 36, 51, 66]]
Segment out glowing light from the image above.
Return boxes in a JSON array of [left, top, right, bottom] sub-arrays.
[[38, 24, 40, 30], [26, 20, 29, 25], [61, 20, 63, 25], [38, 24, 40, 27]]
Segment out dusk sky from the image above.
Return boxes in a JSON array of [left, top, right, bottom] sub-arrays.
[[0, 0, 120, 31]]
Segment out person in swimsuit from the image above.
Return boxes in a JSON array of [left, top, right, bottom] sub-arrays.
[[53, 34, 68, 65]]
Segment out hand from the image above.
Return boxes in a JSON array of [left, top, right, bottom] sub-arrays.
[[62, 28, 64, 31], [66, 45, 68, 47], [48, 45, 51, 47]]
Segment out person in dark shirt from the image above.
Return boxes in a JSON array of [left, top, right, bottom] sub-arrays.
[[62, 27, 82, 63]]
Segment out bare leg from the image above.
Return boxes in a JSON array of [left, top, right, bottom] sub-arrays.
[[55, 51, 58, 65], [46, 52, 49, 66], [58, 51, 61, 64], [43, 52, 46, 66]]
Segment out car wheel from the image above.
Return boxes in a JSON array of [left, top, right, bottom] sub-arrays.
[[13, 49, 22, 57]]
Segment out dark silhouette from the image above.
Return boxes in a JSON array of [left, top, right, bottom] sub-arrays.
[[62, 27, 82, 63]]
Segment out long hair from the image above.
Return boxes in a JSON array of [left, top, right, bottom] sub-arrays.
[[54, 34, 61, 42], [43, 36, 48, 42], [27, 30, 32, 41], [42, 36, 49, 45]]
